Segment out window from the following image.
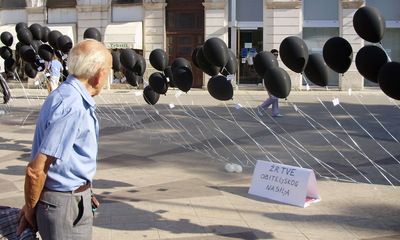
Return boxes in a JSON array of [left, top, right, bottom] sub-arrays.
[[302, 0, 339, 87], [0, 0, 26, 9], [303, 28, 340, 86], [304, 0, 338, 21], [46, 0, 76, 8], [112, 0, 142, 4], [364, 0, 400, 87]]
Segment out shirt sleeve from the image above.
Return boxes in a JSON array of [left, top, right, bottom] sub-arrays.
[[39, 103, 82, 161]]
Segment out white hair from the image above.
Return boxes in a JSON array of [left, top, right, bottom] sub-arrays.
[[67, 39, 109, 79]]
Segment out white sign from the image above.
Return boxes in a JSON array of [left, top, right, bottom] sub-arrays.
[[244, 42, 252, 48], [248, 160, 321, 208], [332, 97, 340, 106]]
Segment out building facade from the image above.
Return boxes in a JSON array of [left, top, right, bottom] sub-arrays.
[[0, 0, 399, 90]]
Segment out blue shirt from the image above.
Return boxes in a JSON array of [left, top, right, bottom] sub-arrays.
[[31, 75, 99, 191], [49, 59, 63, 78]]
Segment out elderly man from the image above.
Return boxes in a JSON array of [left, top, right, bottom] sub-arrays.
[[17, 39, 112, 240]]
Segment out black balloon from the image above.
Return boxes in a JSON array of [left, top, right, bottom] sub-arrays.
[[207, 75, 234, 101], [191, 46, 201, 68], [16, 22, 28, 32], [133, 54, 146, 76], [172, 66, 193, 92], [203, 37, 229, 67], [143, 85, 160, 105], [111, 51, 121, 71], [55, 50, 63, 60], [4, 58, 16, 72], [38, 44, 54, 61], [171, 57, 191, 71], [29, 23, 42, 40], [353, 6, 385, 43], [31, 40, 42, 53], [279, 36, 309, 73], [378, 62, 400, 100], [57, 35, 73, 53], [149, 72, 168, 95], [17, 28, 33, 45], [125, 70, 139, 87], [304, 53, 329, 87], [41, 26, 50, 43], [264, 67, 291, 99], [83, 28, 101, 42], [164, 66, 175, 87], [196, 47, 221, 76], [120, 49, 138, 72], [0, 46, 13, 60], [323, 37, 353, 74], [19, 45, 36, 63], [31, 59, 46, 72], [48, 30, 62, 49], [1, 32, 13, 47], [355, 45, 388, 83], [149, 49, 168, 71], [253, 51, 279, 78], [221, 50, 238, 76], [24, 63, 37, 78]]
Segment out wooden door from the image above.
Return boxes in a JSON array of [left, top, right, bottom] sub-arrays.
[[166, 0, 204, 88]]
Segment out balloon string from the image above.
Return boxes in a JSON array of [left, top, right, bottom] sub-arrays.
[[283, 100, 368, 183], [301, 74, 310, 90], [378, 42, 392, 62], [175, 95, 241, 163], [338, 101, 400, 165], [356, 95, 399, 143], [318, 98, 398, 186], [13, 71, 32, 105], [253, 101, 355, 182]]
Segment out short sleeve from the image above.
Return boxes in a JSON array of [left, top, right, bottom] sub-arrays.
[[39, 104, 82, 161]]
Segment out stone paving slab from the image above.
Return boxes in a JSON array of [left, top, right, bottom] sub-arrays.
[[1, 89, 400, 240]]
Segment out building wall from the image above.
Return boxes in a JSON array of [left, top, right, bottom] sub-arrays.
[[1, 0, 398, 90]]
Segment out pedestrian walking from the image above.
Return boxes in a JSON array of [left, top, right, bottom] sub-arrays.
[[258, 49, 283, 117]]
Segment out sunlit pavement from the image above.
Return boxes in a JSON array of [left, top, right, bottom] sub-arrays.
[[1, 88, 399, 240]]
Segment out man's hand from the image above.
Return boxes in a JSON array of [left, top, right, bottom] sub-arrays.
[[16, 205, 37, 236]]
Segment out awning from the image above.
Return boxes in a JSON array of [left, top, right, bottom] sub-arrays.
[[47, 24, 76, 45], [104, 22, 142, 49], [0, 24, 17, 50]]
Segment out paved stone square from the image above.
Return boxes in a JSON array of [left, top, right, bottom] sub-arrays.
[[1, 88, 399, 240]]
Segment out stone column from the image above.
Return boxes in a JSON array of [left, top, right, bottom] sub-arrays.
[[264, 0, 302, 90], [340, 0, 364, 91], [76, 3, 110, 42], [143, 0, 167, 82], [202, 0, 228, 89], [26, 6, 46, 25]]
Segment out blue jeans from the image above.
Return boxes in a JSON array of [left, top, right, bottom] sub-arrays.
[[36, 188, 93, 240]]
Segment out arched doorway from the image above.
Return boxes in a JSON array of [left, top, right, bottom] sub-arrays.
[[166, 0, 204, 88]]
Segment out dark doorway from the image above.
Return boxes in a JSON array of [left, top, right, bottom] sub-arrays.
[[166, 0, 204, 88]]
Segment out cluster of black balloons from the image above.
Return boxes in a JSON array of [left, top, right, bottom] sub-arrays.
[[0, 32, 16, 74], [192, 37, 237, 101], [254, 48, 291, 99], [352, 6, 399, 100], [115, 48, 146, 89], [273, 6, 399, 101], [145, 48, 194, 105], [0, 23, 103, 80]]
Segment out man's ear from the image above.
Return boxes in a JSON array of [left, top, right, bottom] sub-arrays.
[[90, 69, 102, 86]]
